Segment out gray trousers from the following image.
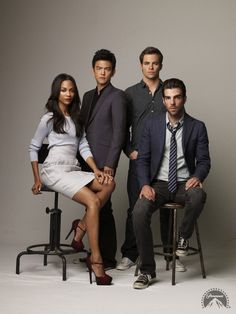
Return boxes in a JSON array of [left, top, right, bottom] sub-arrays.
[[133, 181, 207, 275]]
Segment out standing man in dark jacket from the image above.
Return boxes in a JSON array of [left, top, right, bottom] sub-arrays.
[[117, 47, 186, 272], [79, 49, 127, 269]]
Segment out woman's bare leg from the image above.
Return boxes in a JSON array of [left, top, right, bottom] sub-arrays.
[[74, 213, 86, 242], [73, 179, 115, 242], [71, 178, 115, 276], [88, 179, 115, 208], [72, 186, 104, 276]]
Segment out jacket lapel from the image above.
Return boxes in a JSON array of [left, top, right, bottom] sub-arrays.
[[88, 84, 113, 125], [159, 115, 166, 152]]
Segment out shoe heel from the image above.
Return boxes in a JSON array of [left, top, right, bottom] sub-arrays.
[[86, 256, 112, 285], [65, 226, 73, 240], [65, 219, 81, 240], [89, 268, 93, 284]]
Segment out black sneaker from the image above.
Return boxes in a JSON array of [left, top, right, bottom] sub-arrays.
[[133, 273, 156, 289], [176, 237, 189, 256]]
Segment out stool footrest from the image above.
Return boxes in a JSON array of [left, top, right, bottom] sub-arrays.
[[16, 244, 88, 281], [153, 244, 200, 256], [187, 246, 200, 255], [25, 243, 87, 255]]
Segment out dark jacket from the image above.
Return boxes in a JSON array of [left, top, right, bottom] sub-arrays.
[[80, 83, 127, 169], [136, 112, 211, 188]]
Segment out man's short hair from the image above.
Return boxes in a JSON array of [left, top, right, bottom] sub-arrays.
[[139, 46, 163, 64], [92, 49, 116, 70], [162, 78, 186, 98]]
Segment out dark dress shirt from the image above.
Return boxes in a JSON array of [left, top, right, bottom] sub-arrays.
[[124, 80, 166, 156]]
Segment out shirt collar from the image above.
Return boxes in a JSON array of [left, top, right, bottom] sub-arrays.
[[96, 82, 111, 96], [166, 112, 185, 128], [140, 79, 163, 91]]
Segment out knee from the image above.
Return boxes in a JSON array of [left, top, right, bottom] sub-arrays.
[[109, 179, 116, 193], [186, 187, 207, 204], [103, 179, 116, 194]]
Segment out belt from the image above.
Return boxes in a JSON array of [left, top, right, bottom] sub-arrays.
[[152, 179, 167, 183]]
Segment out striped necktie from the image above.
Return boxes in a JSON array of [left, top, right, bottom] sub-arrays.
[[167, 122, 182, 193]]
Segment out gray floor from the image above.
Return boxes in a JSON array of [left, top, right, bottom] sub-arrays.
[[0, 241, 235, 314]]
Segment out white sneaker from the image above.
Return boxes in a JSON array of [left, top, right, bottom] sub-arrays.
[[116, 257, 135, 270], [176, 237, 189, 256], [133, 273, 156, 289], [171, 259, 187, 272]]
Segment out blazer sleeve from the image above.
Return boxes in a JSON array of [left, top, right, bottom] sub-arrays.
[[192, 122, 211, 181], [135, 120, 152, 188], [105, 90, 127, 169]]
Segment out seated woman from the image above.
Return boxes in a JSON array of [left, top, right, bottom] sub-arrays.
[[29, 73, 115, 285]]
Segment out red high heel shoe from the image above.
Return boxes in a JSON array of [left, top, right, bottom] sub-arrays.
[[65, 219, 85, 252], [86, 256, 112, 285]]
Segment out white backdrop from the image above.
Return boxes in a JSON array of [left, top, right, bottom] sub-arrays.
[[1, 0, 236, 252]]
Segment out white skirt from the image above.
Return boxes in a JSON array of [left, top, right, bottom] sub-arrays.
[[41, 145, 95, 199]]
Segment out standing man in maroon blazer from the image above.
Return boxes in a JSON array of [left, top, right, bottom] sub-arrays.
[[79, 49, 127, 269]]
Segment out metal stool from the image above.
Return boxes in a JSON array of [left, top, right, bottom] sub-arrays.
[[16, 144, 88, 281], [135, 202, 206, 285]]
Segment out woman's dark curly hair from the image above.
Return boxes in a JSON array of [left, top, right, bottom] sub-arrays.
[[45, 73, 83, 137]]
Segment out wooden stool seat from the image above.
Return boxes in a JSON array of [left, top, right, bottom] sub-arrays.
[[162, 202, 184, 209]]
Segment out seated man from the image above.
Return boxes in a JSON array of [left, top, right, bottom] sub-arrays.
[[132, 78, 211, 289]]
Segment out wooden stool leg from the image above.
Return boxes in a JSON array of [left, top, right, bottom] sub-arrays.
[[165, 210, 173, 270], [195, 222, 206, 278], [172, 208, 177, 285]]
